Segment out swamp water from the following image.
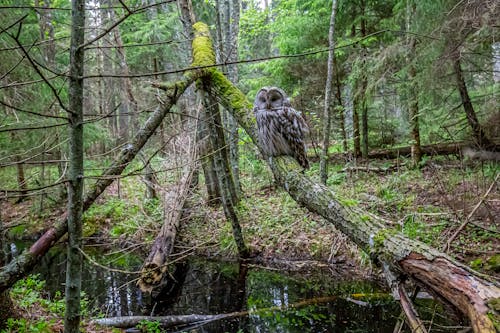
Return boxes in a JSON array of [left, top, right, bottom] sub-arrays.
[[15, 244, 460, 332]]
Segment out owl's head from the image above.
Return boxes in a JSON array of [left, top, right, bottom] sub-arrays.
[[254, 86, 291, 111]]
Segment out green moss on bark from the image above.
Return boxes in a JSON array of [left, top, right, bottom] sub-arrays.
[[192, 22, 215, 67]]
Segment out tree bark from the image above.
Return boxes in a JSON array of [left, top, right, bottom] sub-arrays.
[[0, 204, 14, 327], [367, 141, 464, 159], [14, 154, 28, 202], [216, 0, 242, 198], [360, 4, 369, 158], [93, 295, 342, 329], [352, 103, 361, 157], [64, 0, 85, 330], [197, 110, 222, 205], [453, 57, 497, 151], [334, 61, 347, 152], [138, 145, 196, 293], [406, 0, 422, 166], [319, 0, 339, 185], [201, 83, 248, 257], [196, 22, 499, 331]]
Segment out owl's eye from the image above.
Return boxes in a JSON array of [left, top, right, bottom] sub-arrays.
[[259, 97, 266, 103], [271, 97, 278, 102]]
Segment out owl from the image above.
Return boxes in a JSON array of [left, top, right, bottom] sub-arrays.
[[253, 87, 309, 169]]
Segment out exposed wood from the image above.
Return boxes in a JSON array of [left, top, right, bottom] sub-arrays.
[[138, 136, 197, 293], [384, 263, 427, 333]]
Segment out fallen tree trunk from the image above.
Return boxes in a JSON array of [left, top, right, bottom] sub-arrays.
[[191, 22, 500, 332], [0, 70, 203, 292], [93, 295, 355, 329], [367, 142, 464, 159], [93, 313, 230, 329], [137, 136, 197, 293]]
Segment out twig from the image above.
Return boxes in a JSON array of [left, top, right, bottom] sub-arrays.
[[0, 25, 70, 114], [78, 247, 141, 275], [445, 173, 499, 252], [383, 263, 428, 333]]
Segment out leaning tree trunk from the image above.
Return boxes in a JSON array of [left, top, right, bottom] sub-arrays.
[[453, 56, 496, 151], [200, 83, 248, 257], [138, 136, 197, 293], [192, 22, 499, 332]]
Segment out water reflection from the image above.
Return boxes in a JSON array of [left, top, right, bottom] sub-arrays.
[[23, 245, 459, 332]]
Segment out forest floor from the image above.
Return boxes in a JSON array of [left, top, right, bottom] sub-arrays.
[[2, 154, 498, 274], [1, 154, 499, 332]]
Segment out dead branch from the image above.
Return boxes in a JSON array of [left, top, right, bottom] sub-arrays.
[[138, 133, 198, 293], [445, 173, 499, 252]]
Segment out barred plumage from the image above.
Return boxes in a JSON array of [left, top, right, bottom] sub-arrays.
[[253, 87, 309, 169]]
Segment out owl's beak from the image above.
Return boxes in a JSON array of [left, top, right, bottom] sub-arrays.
[[266, 102, 271, 109]]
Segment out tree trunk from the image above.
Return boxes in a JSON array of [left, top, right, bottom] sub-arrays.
[[216, 0, 242, 198], [108, 1, 131, 142], [319, 0, 339, 185], [140, 153, 158, 200], [64, 0, 85, 331], [138, 145, 196, 293], [353, 103, 361, 157], [453, 56, 496, 151], [360, 12, 369, 158], [360, 80, 368, 157], [406, 0, 422, 166], [197, 110, 222, 205], [197, 22, 499, 330], [368, 141, 463, 159], [0, 205, 14, 327], [14, 154, 28, 203], [334, 61, 347, 152], [201, 84, 248, 257]]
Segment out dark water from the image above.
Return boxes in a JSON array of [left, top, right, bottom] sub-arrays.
[[11, 244, 461, 332]]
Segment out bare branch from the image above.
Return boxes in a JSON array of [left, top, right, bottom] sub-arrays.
[[0, 100, 68, 120], [0, 25, 70, 114]]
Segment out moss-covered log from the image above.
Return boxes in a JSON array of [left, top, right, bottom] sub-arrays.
[[191, 22, 500, 332]]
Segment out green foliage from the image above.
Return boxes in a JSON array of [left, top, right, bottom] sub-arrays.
[[4, 274, 89, 332], [83, 195, 155, 239], [136, 320, 162, 333], [2, 318, 52, 333]]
